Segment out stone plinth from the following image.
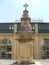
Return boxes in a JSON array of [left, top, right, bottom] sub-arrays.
[[15, 32, 34, 62]]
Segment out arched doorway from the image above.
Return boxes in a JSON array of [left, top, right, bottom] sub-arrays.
[[40, 39, 49, 59], [44, 39, 49, 58], [0, 39, 12, 59]]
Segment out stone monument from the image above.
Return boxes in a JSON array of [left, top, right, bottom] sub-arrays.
[[16, 3, 34, 63]]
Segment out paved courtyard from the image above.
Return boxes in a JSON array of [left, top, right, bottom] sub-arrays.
[[35, 59, 49, 65], [0, 59, 16, 65], [0, 59, 49, 65]]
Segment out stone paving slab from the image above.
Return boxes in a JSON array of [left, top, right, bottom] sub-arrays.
[[35, 61, 42, 65], [35, 59, 49, 65], [0, 59, 16, 65]]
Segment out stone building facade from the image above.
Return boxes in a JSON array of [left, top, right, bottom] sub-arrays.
[[0, 4, 49, 60]]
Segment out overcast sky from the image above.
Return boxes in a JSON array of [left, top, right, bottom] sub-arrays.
[[0, 0, 49, 22]]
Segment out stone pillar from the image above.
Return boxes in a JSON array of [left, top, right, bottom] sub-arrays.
[[14, 23, 17, 33], [11, 34, 17, 59], [35, 24, 38, 33], [34, 36, 40, 59], [0, 47, 1, 58]]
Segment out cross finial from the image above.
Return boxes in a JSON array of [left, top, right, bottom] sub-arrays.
[[23, 3, 28, 10]]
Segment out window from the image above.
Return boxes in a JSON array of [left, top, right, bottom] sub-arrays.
[[44, 39, 49, 50], [7, 46, 12, 51], [1, 52, 5, 58], [9, 26, 11, 30], [0, 23, 14, 33], [17, 23, 21, 31], [30, 23, 35, 32], [38, 23, 49, 33], [9, 25, 14, 30]]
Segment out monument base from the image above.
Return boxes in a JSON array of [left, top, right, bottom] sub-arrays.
[[16, 32, 34, 64]]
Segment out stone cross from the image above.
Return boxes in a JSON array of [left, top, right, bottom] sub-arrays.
[[24, 3, 28, 10]]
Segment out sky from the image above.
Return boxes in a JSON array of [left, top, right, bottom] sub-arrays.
[[0, 0, 49, 22]]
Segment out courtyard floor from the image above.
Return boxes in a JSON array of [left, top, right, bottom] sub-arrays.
[[35, 59, 49, 65], [0, 59, 49, 65]]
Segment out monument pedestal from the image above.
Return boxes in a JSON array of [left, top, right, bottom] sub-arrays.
[[16, 32, 34, 63]]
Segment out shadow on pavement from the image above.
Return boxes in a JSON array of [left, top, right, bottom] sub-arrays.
[[10, 62, 30, 65], [10, 60, 35, 65]]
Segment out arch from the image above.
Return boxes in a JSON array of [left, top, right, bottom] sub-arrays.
[[40, 38, 49, 59], [0, 38, 12, 59], [0, 38, 11, 44]]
